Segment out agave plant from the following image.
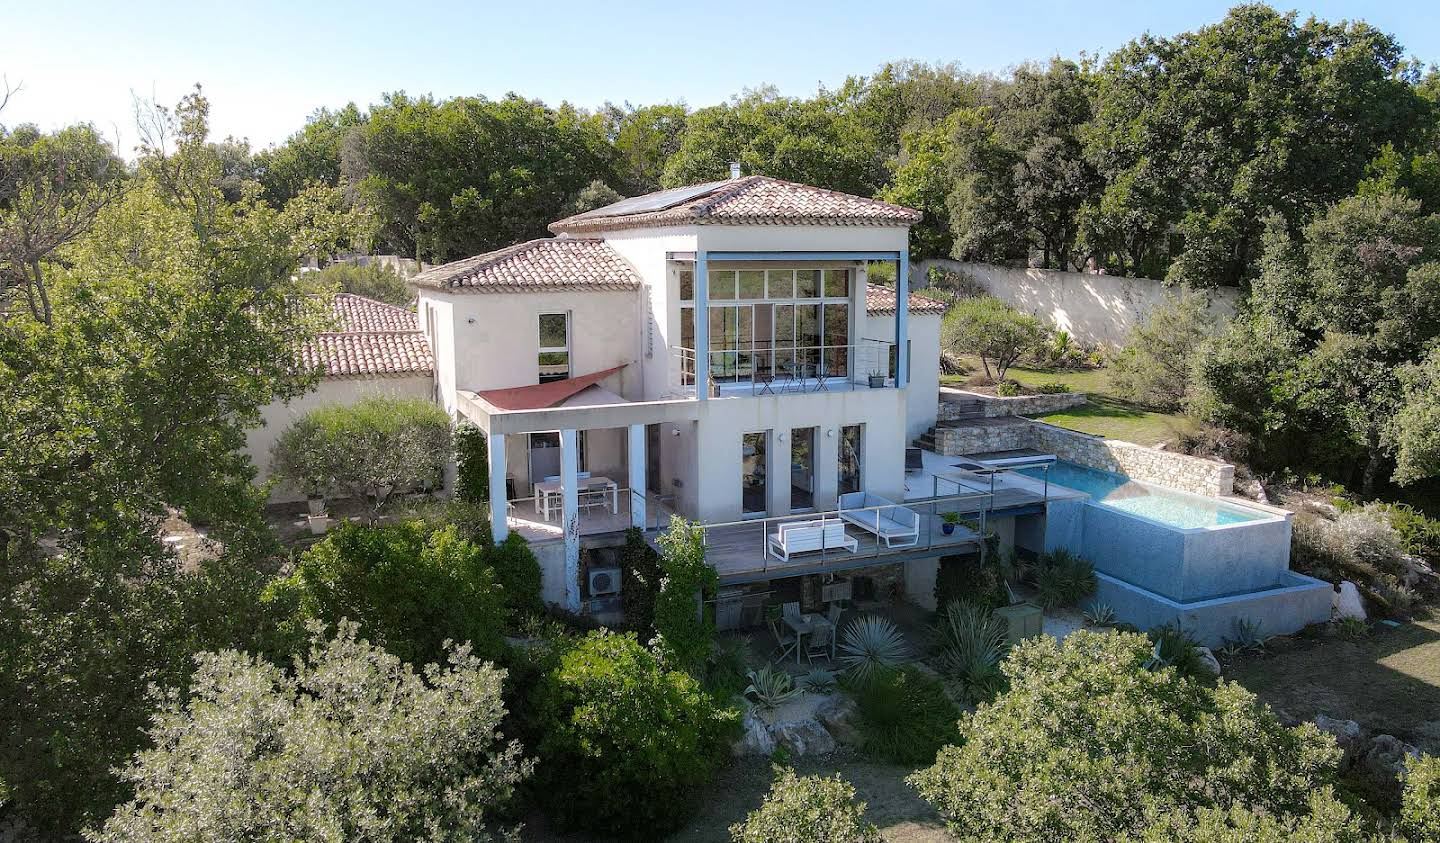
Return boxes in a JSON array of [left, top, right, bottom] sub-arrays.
[[837, 616, 910, 685], [1082, 602, 1117, 627], [744, 664, 803, 711], [797, 667, 837, 694], [933, 601, 1009, 704]]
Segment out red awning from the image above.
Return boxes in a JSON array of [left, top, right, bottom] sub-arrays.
[[476, 365, 627, 411]]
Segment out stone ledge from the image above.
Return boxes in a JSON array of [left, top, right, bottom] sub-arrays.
[[939, 387, 1087, 419]]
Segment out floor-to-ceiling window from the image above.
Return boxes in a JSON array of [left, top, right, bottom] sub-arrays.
[[741, 431, 768, 517], [838, 424, 863, 495], [790, 427, 816, 512], [679, 267, 852, 386]]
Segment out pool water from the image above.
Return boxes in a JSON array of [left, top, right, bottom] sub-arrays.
[[1018, 461, 1264, 529]]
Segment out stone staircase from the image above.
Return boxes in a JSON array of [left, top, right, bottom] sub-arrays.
[[915, 397, 986, 450]]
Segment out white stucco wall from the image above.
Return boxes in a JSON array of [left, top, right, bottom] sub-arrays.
[[246, 374, 435, 502], [864, 310, 941, 443], [599, 227, 699, 401], [916, 260, 1240, 348], [417, 287, 642, 410]]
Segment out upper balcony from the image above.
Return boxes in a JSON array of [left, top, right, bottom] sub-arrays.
[[667, 340, 895, 398]]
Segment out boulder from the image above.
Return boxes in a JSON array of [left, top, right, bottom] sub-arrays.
[[1360, 734, 1421, 783], [773, 719, 836, 757], [816, 695, 861, 746], [732, 711, 776, 757], [1314, 715, 1364, 769], [1333, 581, 1366, 621], [1195, 646, 1222, 676]]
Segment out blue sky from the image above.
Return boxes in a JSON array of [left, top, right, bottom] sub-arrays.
[[3, 1, 1437, 152]]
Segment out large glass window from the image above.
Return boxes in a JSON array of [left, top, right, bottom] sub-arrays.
[[790, 427, 816, 511], [538, 312, 570, 383], [742, 431, 768, 517], [738, 270, 766, 299], [838, 424, 863, 495]]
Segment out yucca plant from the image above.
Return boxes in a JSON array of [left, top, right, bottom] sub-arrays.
[[1034, 549, 1097, 609], [837, 616, 910, 685], [1082, 603, 1117, 627], [933, 601, 1009, 704], [797, 667, 837, 694], [744, 664, 803, 711]]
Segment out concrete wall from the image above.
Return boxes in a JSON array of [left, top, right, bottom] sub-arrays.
[[916, 260, 1240, 347], [246, 374, 435, 502], [867, 311, 941, 442], [1093, 571, 1333, 648], [599, 226, 699, 401]]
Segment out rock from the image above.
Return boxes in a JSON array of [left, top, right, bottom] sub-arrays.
[[816, 696, 861, 746], [1401, 554, 1435, 587], [732, 711, 776, 757], [1195, 646, 1222, 676], [1359, 734, 1421, 783], [773, 718, 836, 757], [1333, 581, 1366, 621], [1314, 715, 1364, 769]]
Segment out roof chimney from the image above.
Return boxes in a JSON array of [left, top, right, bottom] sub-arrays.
[[729, 161, 742, 180]]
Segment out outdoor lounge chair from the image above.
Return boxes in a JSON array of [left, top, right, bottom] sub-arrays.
[[838, 492, 921, 548], [766, 521, 858, 562]]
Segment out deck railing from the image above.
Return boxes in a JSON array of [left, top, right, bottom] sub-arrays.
[[670, 339, 893, 396]]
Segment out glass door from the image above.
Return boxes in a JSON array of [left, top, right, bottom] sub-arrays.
[[790, 427, 816, 512], [741, 432, 768, 518]]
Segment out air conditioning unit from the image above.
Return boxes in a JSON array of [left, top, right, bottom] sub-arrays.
[[588, 566, 622, 597]]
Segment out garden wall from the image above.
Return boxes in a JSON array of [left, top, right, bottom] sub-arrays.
[[913, 259, 1240, 347], [939, 388, 1086, 419]]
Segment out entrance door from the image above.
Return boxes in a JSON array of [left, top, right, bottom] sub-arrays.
[[741, 431, 768, 518], [790, 427, 816, 512], [646, 423, 662, 494]]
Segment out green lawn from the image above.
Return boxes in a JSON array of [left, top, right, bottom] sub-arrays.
[[942, 358, 1194, 446]]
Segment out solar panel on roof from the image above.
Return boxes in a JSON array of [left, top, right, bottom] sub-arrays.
[[572, 179, 732, 220]]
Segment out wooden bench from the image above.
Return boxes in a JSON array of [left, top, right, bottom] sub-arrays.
[[767, 520, 858, 562]]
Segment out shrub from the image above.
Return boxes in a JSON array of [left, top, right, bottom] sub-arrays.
[[535, 631, 736, 837], [1402, 753, 1440, 842], [854, 666, 962, 766], [1036, 381, 1071, 394], [729, 766, 882, 843], [994, 379, 1022, 397], [836, 616, 911, 685], [1108, 289, 1214, 410], [909, 630, 1353, 841], [488, 532, 544, 620], [652, 517, 719, 674], [619, 526, 663, 634], [933, 600, 1009, 704], [934, 553, 1010, 612], [1033, 548, 1097, 609], [798, 667, 837, 694], [93, 621, 530, 843], [1291, 507, 1409, 592], [1380, 503, 1440, 562], [942, 295, 1049, 380], [745, 664, 803, 711], [454, 421, 490, 504], [1147, 622, 1216, 685], [305, 261, 413, 306], [270, 396, 452, 520], [265, 521, 507, 666]]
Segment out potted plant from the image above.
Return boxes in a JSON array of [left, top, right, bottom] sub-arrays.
[[305, 488, 326, 517], [306, 512, 331, 535], [867, 370, 886, 389], [940, 511, 962, 536]]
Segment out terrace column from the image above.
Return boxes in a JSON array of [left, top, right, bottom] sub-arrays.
[[694, 251, 709, 401], [628, 423, 646, 529], [488, 432, 508, 542], [895, 251, 910, 389], [560, 428, 581, 612]]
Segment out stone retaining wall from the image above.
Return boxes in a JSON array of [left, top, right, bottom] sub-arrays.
[[939, 388, 1086, 419], [932, 417, 1235, 497]]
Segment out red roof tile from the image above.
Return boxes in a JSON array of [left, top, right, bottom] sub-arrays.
[[476, 365, 627, 411], [301, 294, 433, 378], [549, 175, 922, 234], [409, 238, 641, 293], [865, 286, 948, 316]]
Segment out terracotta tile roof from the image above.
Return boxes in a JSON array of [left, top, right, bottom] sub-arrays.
[[549, 175, 923, 234], [300, 294, 433, 378], [475, 365, 628, 411], [409, 238, 641, 293], [865, 286, 948, 316]]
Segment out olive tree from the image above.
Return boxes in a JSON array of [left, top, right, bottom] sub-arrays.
[[91, 621, 530, 843], [909, 630, 1359, 842], [941, 295, 1048, 380], [270, 396, 451, 519]]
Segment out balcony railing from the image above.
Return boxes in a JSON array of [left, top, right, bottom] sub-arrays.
[[670, 339, 894, 396]]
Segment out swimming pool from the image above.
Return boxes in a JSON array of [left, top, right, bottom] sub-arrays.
[[1018, 461, 1263, 530]]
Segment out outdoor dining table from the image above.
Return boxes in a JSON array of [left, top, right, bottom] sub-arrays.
[[782, 612, 835, 664], [532, 475, 619, 522]]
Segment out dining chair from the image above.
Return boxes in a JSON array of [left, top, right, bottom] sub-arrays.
[[804, 621, 834, 664], [826, 602, 843, 629], [782, 602, 801, 620], [766, 606, 797, 661]]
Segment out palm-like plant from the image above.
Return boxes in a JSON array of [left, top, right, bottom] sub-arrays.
[[744, 664, 803, 711], [933, 601, 1009, 704], [797, 667, 837, 694], [836, 616, 910, 685]]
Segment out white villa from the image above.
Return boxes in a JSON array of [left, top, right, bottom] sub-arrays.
[[250, 171, 1333, 644]]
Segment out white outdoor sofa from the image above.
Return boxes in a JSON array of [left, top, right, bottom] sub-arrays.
[[767, 520, 858, 562], [838, 492, 921, 548]]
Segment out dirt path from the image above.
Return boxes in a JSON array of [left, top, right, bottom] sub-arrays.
[[1226, 611, 1440, 751]]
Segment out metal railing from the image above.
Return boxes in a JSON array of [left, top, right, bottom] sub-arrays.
[[493, 488, 673, 535], [670, 340, 893, 396]]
